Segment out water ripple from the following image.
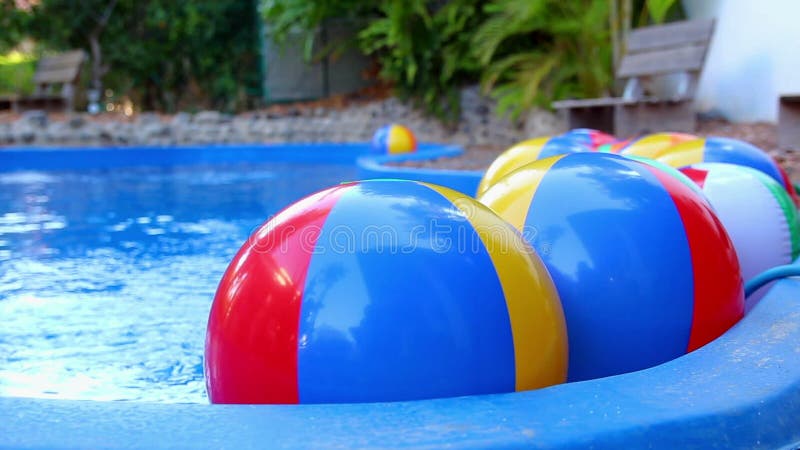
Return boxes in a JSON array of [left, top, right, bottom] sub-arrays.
[[0, 162, 355, 403]]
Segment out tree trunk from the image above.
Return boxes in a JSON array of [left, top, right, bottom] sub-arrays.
[[89, 32, 103, 92], [87, 0, 119, 101], [621, 0, 632, 57]]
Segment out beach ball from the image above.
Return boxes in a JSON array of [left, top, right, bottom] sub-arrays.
[[561, 128, 617, 149], [478, 152, 744, 382], [476, 136, 590, 196], [618, 132, 697, 158], [626, 155, 711, 201], [205, 179, 567, 404], [371, 124, 417, 154], [656, 136, 798, 203], [680, 163, 799, 309], [596, 137, 635, 153]]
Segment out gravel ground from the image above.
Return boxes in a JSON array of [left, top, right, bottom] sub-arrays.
[[394, 119, 800, 181], [4, 108, 798, 181]]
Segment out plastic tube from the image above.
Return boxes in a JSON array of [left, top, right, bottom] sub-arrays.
[[745, 264, 800, 298]]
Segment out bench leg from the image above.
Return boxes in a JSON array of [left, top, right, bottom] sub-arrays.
[[63, 83, 75, 113], [613, 101, 695, 138], [779, 97, 800, 149]]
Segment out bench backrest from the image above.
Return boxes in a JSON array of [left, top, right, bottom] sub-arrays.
[[618, 19, 714, 99], [33, 50, 85, 87]]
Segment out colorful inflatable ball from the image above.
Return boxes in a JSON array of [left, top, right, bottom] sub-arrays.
[[205, 179, 567, 404], [371, 124, 417, 154], [656, 136, 798, 203], [561, 128, 617, 149], [680, 163, 799, 309], [596, 137, 634, 153], [625, 155, 710, 202], [476, 136, 590, 196], [478, 152, 745, 382], [618, 132, 697, 158]]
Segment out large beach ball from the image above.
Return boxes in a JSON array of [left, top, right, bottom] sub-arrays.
[[656, 136, 798, 203], [618, 132, 697, 158], [371, 124, 417, 154], [205, 179, 567, 404], [680, 163, 800, 309], [476, 136, 590, 196], [478, 152, 744, 382], [561, 128, 617, 149]]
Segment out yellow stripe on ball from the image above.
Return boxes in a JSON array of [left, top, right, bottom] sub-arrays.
[[422, 182, 568, 391], [478, 154, 565, 231]]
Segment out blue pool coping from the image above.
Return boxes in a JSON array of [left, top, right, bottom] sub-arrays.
[[1, 277, 799, 449], [1, 143, 800, 449], [355, 144, 483, 195]]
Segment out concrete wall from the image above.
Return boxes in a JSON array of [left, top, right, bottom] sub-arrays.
[[261, 23, 373, 103], [685, 0, 800, 122]]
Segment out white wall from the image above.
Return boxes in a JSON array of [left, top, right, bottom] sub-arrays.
[[684, 0, 800, 122]]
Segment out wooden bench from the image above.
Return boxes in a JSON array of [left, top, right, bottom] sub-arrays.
[[0, 50, 85, 113], [553, 19, 715, 137]]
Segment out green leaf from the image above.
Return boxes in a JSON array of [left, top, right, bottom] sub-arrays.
[[646, 0, 677, 24]]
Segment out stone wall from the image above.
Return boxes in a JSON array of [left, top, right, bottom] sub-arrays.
[[0, 87, 564, 148]]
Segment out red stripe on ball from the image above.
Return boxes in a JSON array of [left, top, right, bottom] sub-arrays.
[[205, 184, 354, 403], [645, 166, 744, 352]]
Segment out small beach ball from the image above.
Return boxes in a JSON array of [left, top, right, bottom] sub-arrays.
[[680, 163, 800, 309], [478, 152, 744, 382], [476, 136, 590, 196], [656, 136, 798, 203], [371, 124, 417, 154], [618, 132, 697, 158], [561, 128, 617, 149], [205, 179, 567, 404]]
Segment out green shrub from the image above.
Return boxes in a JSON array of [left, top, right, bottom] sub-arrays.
[[0, 52, 35, 95], [0, 0, 30, 53], [359, 0, 484, 122], [473, 0, 613, 119], [27, 0, 262, 112]]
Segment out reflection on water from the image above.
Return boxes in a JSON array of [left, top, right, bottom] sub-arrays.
[[0, 162, 355, 403]]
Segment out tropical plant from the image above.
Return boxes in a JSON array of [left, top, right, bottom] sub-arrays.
[[0, 0, 30, 53], [640, 0, 681, 25], [473, 0, 613, 119], [611, 0, 682, 66], [358, 0, 484, 122]]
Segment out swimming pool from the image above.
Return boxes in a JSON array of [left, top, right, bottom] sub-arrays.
[[2, 144, 800, 449], [0, 161, 356, 403]]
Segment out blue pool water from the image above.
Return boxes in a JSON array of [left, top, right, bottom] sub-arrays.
[[0, 161, 356, 403]]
